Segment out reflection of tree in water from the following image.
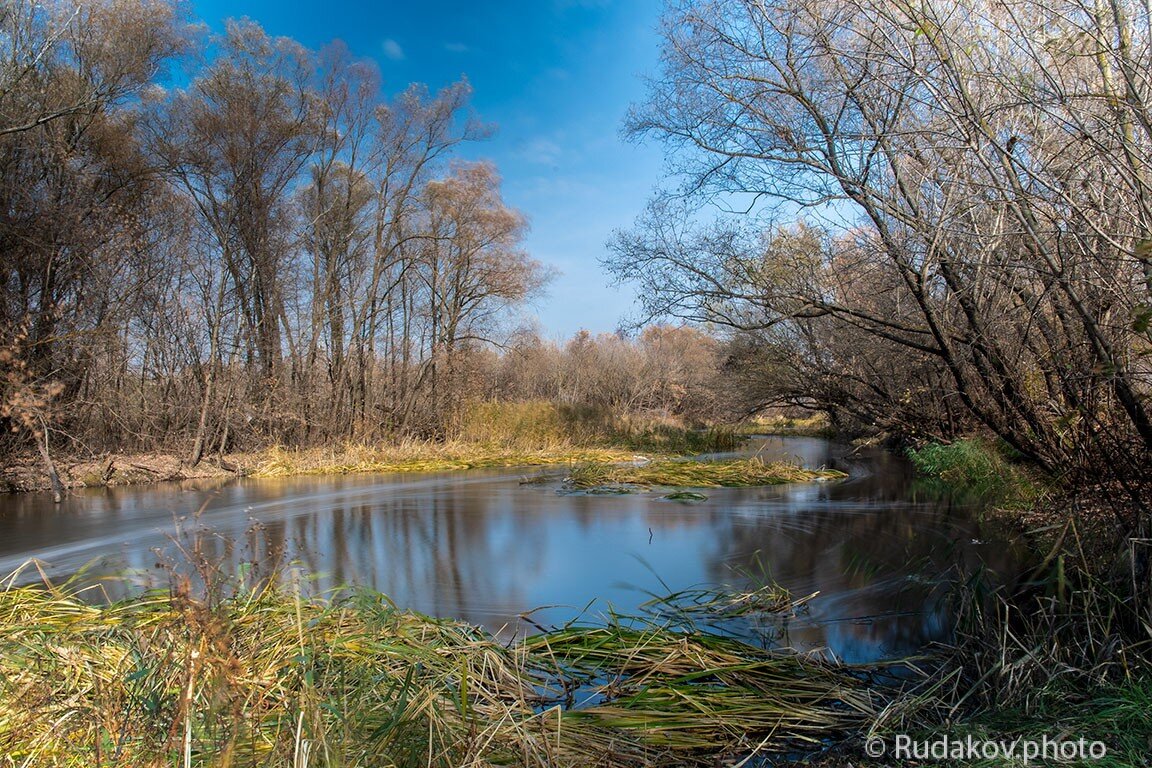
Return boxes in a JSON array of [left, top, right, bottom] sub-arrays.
[[49, 477, 551, 624], [693, 477, 1022, 662], [176, 485, 552, 628], [4, 440, 1027, 664]]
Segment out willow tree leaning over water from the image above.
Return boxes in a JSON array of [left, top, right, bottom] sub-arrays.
[[611, 0, 1152, 500]]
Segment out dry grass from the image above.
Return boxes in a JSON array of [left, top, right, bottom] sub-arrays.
[[565, 457, 846, 490], [0, 571, 886, 767], [457, 400, 743, 455], [251, 441, 636, 479], [4, 401, 745, 493], [737, 413, 833, 437], [252, 401, 747, 480]]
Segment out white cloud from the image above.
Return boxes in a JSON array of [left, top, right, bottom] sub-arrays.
[[381, 38, 405, 60], [519, 137, 563, 166], [443, 42, 469, 53]]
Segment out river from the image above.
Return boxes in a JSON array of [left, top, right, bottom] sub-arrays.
[[0, 437, 1021, 663]]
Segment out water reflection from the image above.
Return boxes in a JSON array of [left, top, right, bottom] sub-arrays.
[[0, 438, 1021, 662]]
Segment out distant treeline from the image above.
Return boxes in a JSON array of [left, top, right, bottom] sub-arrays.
[[0, 1, 737, 461]]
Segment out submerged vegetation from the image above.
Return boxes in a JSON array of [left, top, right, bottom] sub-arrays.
[[565, 457, 845, 491], [0, 576, 881, 767]]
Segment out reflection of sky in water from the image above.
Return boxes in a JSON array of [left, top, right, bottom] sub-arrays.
[[0, 438, 1023, 663]]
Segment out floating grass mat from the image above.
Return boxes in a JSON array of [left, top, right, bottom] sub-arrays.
[[253, 444, 637, 479], [641, 583, 817, 624], [566, 457, 846, 490], [525, 623, 878, 753], [0, 578, 890, 767]]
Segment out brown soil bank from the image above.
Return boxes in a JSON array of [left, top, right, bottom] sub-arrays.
[[0, 443, 642, 494], [0, 452, 233, 493]]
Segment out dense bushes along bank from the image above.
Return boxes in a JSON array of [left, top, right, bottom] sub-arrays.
[[894, 436, 1152, 768]]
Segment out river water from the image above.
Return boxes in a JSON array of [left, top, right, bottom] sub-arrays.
[[0, 437, 1021, 663]]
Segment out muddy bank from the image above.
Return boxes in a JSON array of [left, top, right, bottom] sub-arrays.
[[0, 443, 643, 495], [0, 452, 237, 493]]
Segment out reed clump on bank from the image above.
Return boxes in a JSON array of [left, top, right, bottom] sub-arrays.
[[736, 412, 834, 438], [457, 400, 743, 455], [565, 457, 846, 490], [863, 544, 1152, 768], [861, 447, 1152, 768], [0, 577, 886, 767], [905, 437, 1045, 506]]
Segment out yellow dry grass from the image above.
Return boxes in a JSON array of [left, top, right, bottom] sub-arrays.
[[251, 441, 637, 478]]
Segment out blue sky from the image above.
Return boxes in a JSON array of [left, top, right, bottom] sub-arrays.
[[190, 0, 666, 340]]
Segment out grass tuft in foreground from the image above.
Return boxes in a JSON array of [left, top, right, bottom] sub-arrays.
[[0, 578, 881, 767], [565, 457, 846, 490]]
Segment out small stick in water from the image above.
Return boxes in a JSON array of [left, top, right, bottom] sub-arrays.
[[36, 416, 64, 503]]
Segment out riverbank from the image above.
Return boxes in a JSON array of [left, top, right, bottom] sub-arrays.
[[0, 443, 645, 494], [5, 569, 1147, 767], [887, 436, 1152, 768], [0, 578, 880, 767], [0, 403, 749, 494]]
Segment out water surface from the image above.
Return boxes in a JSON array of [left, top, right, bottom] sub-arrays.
[[0, 438, 1020, 663]]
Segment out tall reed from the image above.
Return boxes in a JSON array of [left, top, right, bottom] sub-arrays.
[[0, 572, 884, 767]]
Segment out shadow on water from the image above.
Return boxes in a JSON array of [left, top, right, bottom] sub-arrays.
[[0, 437, 1025, 663]]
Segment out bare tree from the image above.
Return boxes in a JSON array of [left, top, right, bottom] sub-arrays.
[[610, 0, 1152, 491], [147, 20, 320, 460], [410, 161, 548, 432], [0, 0, 184, 136], [0, 5, 635, 467], [0, 0, 185, 454]]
